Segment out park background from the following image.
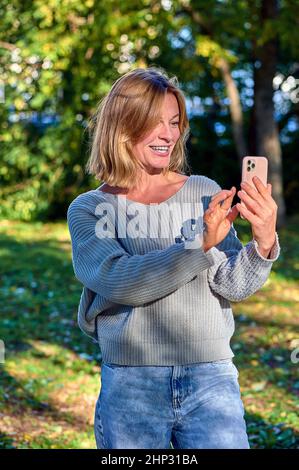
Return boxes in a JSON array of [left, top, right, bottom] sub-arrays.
[[0, 0, 298, 448]]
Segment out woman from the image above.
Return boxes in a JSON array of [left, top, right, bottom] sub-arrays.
[[67, 67, 280, 449]]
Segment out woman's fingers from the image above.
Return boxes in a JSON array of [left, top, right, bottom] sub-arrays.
[[237, 190, 259, 215], [209, 188, 235, 209], [267, 183, 272, 196], [226, 204, 239, 223], [205, 206, 217, 219], [221, 187, 236, 210], [205, 189, 237, 226], [236, 201, 262, 225]]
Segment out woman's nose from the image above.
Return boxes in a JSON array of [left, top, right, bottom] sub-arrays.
[[158, 123, 174, 141]]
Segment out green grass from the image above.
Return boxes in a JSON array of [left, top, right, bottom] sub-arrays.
[[0, 215, 298, 449]]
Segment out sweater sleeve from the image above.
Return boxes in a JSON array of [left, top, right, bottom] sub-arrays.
[[67, 195, 218, 306], [206, 182, 281, 302]]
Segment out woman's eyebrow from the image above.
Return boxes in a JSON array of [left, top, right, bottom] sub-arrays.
[[159, 113, 180, 120]]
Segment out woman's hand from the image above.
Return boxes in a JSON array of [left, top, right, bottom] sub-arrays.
[[236, 176, 277, 255], [203, 186, 239, 252]]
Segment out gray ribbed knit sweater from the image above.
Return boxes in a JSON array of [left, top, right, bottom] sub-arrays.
[[67, 174, 280, 365]]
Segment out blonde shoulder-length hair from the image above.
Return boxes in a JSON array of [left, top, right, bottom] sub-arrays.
[[85, 66, 191, 189]]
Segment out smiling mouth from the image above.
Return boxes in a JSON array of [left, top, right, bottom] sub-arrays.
[[149, 146, 171, 156]]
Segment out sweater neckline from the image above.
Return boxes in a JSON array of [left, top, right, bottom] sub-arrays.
[[97, 175, 193, 206]]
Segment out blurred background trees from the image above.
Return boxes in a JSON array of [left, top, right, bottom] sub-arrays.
[[1, 0, 298, 226]]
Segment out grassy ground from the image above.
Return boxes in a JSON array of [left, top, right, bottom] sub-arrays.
[[0, 215, 298, 449]]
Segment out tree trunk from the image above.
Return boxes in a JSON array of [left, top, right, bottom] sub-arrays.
[[253, 0, 286, 228], [179, 5, 248, 165], [218, 57, 248, 166]]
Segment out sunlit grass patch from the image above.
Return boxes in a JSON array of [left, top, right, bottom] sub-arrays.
[[1, 339, 101, 449]]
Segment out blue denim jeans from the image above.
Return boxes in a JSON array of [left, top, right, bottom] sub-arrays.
[[94, 359, 250, 449]]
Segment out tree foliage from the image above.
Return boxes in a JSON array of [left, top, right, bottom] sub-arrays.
[[0, 0, 298, 220]]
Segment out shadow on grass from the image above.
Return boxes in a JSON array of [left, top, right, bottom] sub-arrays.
[[0, 232, 101, 361], [0, 432, 16, 449], [245, 411, 299, 449], [232, 317, 299, 448], [0, 368, 93, 428]]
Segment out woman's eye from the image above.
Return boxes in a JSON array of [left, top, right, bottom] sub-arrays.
[[171, 122, 179, 126]]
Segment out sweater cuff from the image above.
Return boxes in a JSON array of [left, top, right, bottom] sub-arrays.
[[204, 246, 228, 266], [252, 231, 280, 262]]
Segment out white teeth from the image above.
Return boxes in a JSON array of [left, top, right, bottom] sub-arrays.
[[150, 147, 169, 150]]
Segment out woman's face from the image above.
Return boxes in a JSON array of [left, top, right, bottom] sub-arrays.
[[132, 92, 181, 173]]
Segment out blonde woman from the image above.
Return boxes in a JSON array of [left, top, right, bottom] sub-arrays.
[[67, 67, 280, 449]]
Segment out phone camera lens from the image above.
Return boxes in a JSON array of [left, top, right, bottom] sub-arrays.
[[247, 166, 251, 171], [248, 160, 251, 164], [252, 163, 255, 168]]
